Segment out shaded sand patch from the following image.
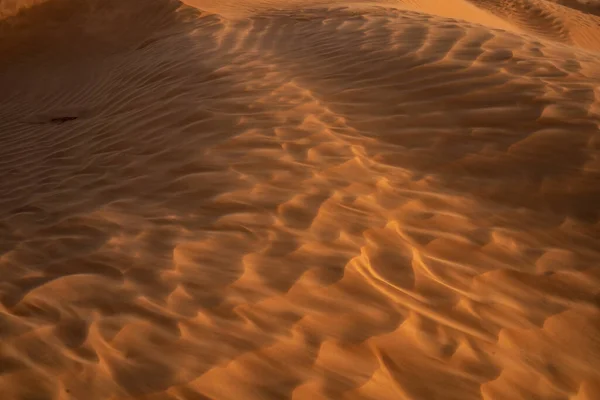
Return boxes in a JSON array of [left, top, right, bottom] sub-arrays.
[[1, 0, 600, 399]]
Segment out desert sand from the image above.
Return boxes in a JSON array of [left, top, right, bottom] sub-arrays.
[[0, 0, 600, 399]]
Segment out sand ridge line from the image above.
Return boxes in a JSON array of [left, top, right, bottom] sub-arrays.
[[0, 1, 600, 399]]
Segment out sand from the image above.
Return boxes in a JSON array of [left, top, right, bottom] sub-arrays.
[[0, 0, 600, 399]]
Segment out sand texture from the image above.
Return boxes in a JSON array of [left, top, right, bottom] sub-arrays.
[[1, 0, 600, 399]]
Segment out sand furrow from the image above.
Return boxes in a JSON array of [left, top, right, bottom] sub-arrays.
[[1, 0, 600, 399]]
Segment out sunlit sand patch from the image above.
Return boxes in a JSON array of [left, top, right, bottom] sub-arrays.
[[1, 0, 600, 399]]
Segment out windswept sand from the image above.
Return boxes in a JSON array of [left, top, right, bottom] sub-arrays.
[[1, 0, 600, 399]]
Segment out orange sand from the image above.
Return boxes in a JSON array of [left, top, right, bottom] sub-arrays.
[[1, 0, 600, 399]]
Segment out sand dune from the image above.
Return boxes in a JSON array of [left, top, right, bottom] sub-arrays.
[[1, 0, 600, 399]]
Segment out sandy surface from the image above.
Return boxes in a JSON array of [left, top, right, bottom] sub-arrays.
[[1, 0, 600, 399]]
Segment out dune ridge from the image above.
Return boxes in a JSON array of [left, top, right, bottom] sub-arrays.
[[1, 0, 600, 399]]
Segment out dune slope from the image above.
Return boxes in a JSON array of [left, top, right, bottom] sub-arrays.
[[1, 0, 600, 399]]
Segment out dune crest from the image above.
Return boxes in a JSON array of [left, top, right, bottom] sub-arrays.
[[1, 0, 600, 399]]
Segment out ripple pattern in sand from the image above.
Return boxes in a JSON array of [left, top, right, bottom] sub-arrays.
[[1, 1, 600, 399]]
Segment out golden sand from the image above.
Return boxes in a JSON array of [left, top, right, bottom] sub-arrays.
[[1, 0, 600, 399]]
